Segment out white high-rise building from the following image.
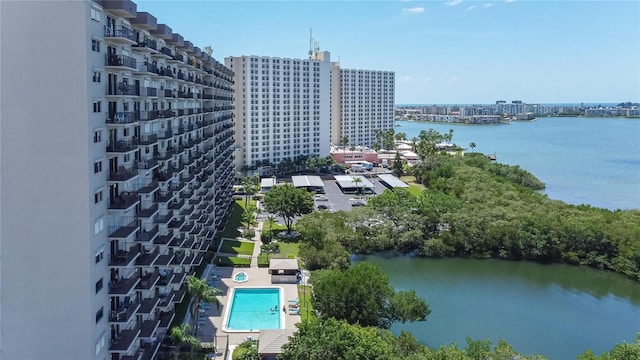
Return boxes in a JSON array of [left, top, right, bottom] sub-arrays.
[[332, 66, 395, 148], [225, 55, 331, 172], [0, 1, 235, 359]]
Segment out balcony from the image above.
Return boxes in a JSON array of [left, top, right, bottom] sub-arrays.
[[153, 233, 173, 246], [138, 181, 159, 194], [153, 251, 174, 265], [153, 214, 172, 226], [140, 313, 161, 338], [133, 37, 157, 53], [161, 89, 174, 98], [106, 54, 137, 70], [106, 111, 139, 124], [138, 204, 159, 218], [140, 338, 162, 360], [109, 191, 139, 210], [157, 46, 173, 58], [135, 246, 160, 266], [158, 109, 175, 118], [137, 293, 161, 315], [137, 270, 160, 290], [104, 25, 136, 44], [137, 225, 159, 243], [110, 324, 141, 352], [108, 218, 140, 239], [108, 166, 139, 182], [109, 244, 141, 267], [156, 191, 173, 203], [137, 158, 159, 170], [157, 129, 173, 139], [108, 82, 137, 96], [141, 87, 158, 97], [154, 171, 173, 182], [109, 273, 140, 295], [158, 311, 175, 329], [109, 297, 140, 323]]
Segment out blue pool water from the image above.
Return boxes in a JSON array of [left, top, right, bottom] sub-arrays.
[[233, 272, 248, 282], [225, 287, 282, 331]]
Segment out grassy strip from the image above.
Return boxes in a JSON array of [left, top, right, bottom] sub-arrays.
[[219, 239, 255, 255], [215, 201, 244, 239], [400, 176, 426, 198], [269, 241, 300, 259], [214, 256, 251, 267], [257, 254, 270, 267], [297, 285, 315, 322]]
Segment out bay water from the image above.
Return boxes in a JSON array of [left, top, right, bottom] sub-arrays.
[[359, 256, 640, 359], [395, 117, 640, 210]]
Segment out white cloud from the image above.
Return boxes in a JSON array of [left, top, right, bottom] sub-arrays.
[[398, 75, 415, 82], [505, 0, 516, 3], [444, 0, 463, 6], [467, 5, 476, 10], [402, 6, 425, 14], [484, 3, 494, 7]]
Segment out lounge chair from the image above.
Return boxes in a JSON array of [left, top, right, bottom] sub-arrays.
[[289, 307, 300, 315]]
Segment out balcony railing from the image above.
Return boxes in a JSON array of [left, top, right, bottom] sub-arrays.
[[137, 225, 159, 243], [159, 47, 172, 57], [110, 324, 141, 351], [108, 82, 137, 96], [134, 37, 157, 51], [108, 166, 138, 181], [137, 270, 160, 290], [106, 111, 139, 124], [106, 54, 137, 69], [109, 244, 141, 266], [104, 25, 136, 42], [158, 109, 175, 118], [138, 133, 158, 145], [109, 297, 140, 322], [109, 191, 139, 209], [138, 62, 158, 74]]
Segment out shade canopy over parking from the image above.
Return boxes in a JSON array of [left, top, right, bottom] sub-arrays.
[[377, 174, 409, 188], [291, 175, 325, 193], [334, 175, 375, 192]]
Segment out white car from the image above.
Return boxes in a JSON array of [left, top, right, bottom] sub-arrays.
[[314, 195, 329, 201]]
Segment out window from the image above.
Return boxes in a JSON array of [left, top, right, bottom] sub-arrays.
[[93, 160, 102, 173], [95, 307, 103, 323], [93, 130, 102, 143], [95, 278, 103, 293], [95, 248, 104, 263], [91, 39, 100, 52], [92, 71, 101, 83], [94, 190, 103, 204], [95, 332, 106, 356], [90, 7, 101, 22], [94, 217, 104, 234], [93, 101, 101, 113]]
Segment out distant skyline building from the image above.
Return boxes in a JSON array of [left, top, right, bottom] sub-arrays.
[[0, 1, 235, 359], [332, 66, 395, 148]]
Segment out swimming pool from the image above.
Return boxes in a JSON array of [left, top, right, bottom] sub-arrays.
[[223, 287, 284, 332]]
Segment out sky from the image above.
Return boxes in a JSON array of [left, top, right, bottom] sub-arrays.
[[136, 0, 640, 104]]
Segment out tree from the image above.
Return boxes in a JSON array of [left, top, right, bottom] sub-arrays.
[[352, 176, 363, 195], [170, 323, 200, 360], [392, 152, 404, 177], [186, 275, 221, 338], [263, 184, 314, 233], [312, 262, 430, 329], [383, 129, 396, 150], [469, 142, 476, 152], [241, 175, 259, 208], [232, 339, 259, 360], [279, 318, 398, 360], [341, 136, 349, 164]]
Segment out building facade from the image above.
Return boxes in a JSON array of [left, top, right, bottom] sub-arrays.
[[0, 1, 235, 359], [225, 55, 331, 172], [333, 67, 395, 148]]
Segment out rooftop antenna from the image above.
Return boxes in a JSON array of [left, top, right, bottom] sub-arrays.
[[308, 28, 313, 57]]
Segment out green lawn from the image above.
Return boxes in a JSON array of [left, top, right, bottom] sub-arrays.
[[215, 201, 244, 239], [400, 176, 426, 198], [214, 256, 251, 267], [297, 285, 315, 322], [219, 239, 255, 255], [270, 241, 300, 259]]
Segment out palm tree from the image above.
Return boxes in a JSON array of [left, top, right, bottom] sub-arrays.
[[266, 214, 277, 243], [353, 176, 363, 196], [186, 275, 221, 338], [170, 323, 200, 360], [469, 142, 476, 152], [341, 136, 349, 164]]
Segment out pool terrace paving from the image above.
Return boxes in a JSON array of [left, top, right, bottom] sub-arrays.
[[197, 221, 302, 354]]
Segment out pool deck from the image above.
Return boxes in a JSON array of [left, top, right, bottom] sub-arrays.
[[196, 221, 302, 356]]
